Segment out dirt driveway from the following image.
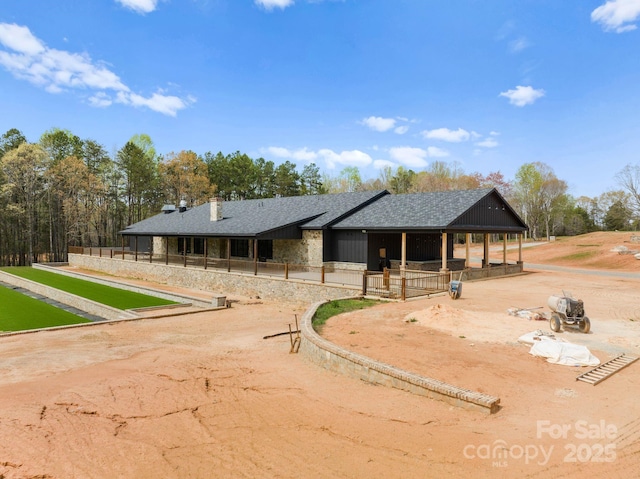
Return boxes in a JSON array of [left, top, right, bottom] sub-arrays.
[[0, 267, 638, 478]]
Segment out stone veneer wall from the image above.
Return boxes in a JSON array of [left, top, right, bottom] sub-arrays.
[[273, 230, 323, 266], [207, 238, 227, 258], [299, 300, 501, 414], [153, 236, 166, 254], [323, 261, 366, 272], [463, 263, 523, 280], [68, 254, 359, 302]]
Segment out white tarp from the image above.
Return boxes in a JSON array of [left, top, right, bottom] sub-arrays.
[[528, 338, 600, 367]]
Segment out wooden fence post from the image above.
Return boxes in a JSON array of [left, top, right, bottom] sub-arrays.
[[362, 271, 367, 296]]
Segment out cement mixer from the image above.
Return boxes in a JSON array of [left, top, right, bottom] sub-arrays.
[[547, 292, 590, 333]]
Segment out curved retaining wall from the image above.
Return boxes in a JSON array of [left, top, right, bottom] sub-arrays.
[[299, 300, 501, 415]]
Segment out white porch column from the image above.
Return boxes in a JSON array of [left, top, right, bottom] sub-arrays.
[[440, 232, 449, 272]]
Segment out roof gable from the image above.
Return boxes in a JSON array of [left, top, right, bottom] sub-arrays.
[[331, 188, 526, 232], [450, 189, 527, 231]]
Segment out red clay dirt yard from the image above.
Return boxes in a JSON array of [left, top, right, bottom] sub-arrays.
[[0, 232, 639, 478]]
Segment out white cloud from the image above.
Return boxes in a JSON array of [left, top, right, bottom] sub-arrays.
[[115, 0, 160, 14], [0, 22, 193, 116], [476, 138, 499, 148], [499, 85, 545, 107], [116, 91, 193, 117], [265, 146, 317, 162], [394, 125, 409, 135], [373, 159, 397, 169], [389, 147, 428, 168], [426, 146, 449, 157], [88, 92, 112, 108], [0, 23, 44, 55], [509, 36, 530, 53], [255, 0, 295, 10], [592, 0, 640, 33], [421, 127, 470, 143], [266, 146, 291, 158], [318, 149, 373, 169], [362, 116, 396, 132]]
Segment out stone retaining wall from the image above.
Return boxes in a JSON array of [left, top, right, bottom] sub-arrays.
[[299, 300, 501, 414], [463, 263, 523, 281], [0, 269, 137, 321], [68, 254, 360, 303]]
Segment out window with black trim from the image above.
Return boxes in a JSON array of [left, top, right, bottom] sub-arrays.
[[258, 240, 273, 260], [194, 237, 205, 255], [231, 239, 249, 257], [177, 237, 191, 255]]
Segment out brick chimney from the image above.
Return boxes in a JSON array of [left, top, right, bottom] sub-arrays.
[[210, 197, 223, 221]]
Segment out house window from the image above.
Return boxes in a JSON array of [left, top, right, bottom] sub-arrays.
[[194, 237, 205, 255], [231, 239, 249, 257], [258, 240, 273, 260], [177, 237, 191, 255]]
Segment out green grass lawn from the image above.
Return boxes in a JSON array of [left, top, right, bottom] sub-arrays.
[[1, 267, 177, 310], [0, 285, 90, 331], [312, 298, 381, 332]]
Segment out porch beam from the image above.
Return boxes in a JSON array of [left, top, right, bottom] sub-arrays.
[[401, 232, 407, 276], [183, 245, 187, 267], [483, 233, 489, 268], [134, 236, 138, 262], [253, 239, 258, 275], [204, 237, 208, 269], [503, 233, 507, 265], [440, 232, 448, 272], [518, 233, 523, 264], [465, 233, 471, 268]]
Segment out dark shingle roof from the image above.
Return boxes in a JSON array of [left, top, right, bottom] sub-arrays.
[[331, 189, 495, 230], [121, 190, 388, 237]]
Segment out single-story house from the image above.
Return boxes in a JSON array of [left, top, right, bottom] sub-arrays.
[[120, 188, 527, 273]]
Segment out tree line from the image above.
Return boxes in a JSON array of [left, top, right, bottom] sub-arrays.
[[1, 127, 638, 266]]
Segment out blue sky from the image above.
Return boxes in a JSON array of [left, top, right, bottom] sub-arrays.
[[1, 0, 639, 198]]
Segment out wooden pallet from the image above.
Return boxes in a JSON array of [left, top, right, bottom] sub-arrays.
[[576, 353, 638, 385]]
